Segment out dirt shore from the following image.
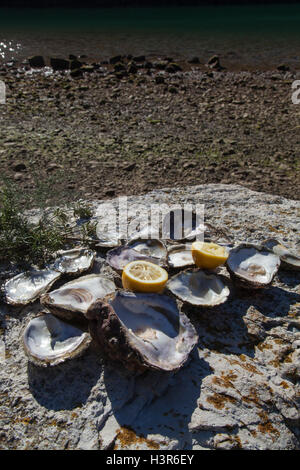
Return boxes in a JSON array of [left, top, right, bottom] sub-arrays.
[[0, 57, 299, 206]]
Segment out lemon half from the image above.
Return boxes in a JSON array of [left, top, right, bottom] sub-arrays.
[[122, 260, 168, 293], [191, 241, 228, 269]]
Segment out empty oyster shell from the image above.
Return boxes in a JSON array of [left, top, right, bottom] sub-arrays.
[[41, 274, 116, 322], [167, 244, 195, 269], [52, 248, 96, 275], [96, 228, 123, 248], [87, 290, 198, 373], [107, 240, 167, 272], [128, 238, 167, 264], [262, 238, 300, 271], [23, 312, 91, 367], [226, 243, 280, 288], [167, 269, 230, 306], [4, 269, 61, 306]]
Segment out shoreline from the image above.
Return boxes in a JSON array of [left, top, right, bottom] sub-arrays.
[[0, 57, 299, 206]]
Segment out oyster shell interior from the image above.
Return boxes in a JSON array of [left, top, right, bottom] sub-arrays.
[[90, 291, 198, 372], [227, 245, 280, 285], [128, 239, 167, 263], [4, 269, 61, 306], [106, 245, 162, 272], [167, 244, 195, 269], [167, 269, 229, 306], [52, 248, 96, 275], [262, 238, 300, 271], [23, 313, 91, 366], [41, 274, 116, 318], [96, 228, 123, 248]]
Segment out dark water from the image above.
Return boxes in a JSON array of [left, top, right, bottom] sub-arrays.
[[1, 5, 300, 68]]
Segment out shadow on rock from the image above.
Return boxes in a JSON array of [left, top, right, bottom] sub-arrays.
[[250, 285, 300, 318], [182, 282, 300, 357], [27, 344, 103, 411], [276, 270, 300, 289], [103, 349, 212, 449]]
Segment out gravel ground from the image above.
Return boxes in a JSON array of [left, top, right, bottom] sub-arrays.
[[0, 57, 299, 206]]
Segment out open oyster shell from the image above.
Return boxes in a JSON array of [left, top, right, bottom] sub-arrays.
[[52, 248, 96, 275], [107, 239, 167, 272], [23, 312, 91, 367], [87, 291, 198, 373], [226, 243, 280, 288], [262, 238, 300, 271], [128, 238, 167, 264], [4, 269, 61, 306], [167, 268, 230, 306], [40, 274, 116, 322], [167, 244, 195, 269], [96, 228, 124, 249]]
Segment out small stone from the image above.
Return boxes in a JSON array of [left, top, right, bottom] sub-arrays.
[[50, 58, 70, 71], [277, 64, 290, 72], [183, 161, 197, 169], [81, 65, 95, 73], [123, 163, 136, 171], [13, 172, 23, 181], [114, 63, 126, 72], [207, 55, 222, 70], [128, 63, 138, 74], [109, 55, 122, 65], [166, 63, 182, 73], [115, 71, 128, 79], [188, 57, 200, 64], [154, 62, 167, 70], [69, 60, 82, 70], [28, 56, 45, 68], [155, 76, 165, 84], [133, 55, 146, 63], [70, 69, 83, 78], [13, 162, 26, 172]]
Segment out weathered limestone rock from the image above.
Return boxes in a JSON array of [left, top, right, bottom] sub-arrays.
[[0, 184, 299, 450]]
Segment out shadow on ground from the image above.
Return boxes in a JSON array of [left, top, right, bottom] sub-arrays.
[[27, 344, 103, 411]]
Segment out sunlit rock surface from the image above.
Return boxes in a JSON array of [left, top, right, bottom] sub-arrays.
[[0, 184, 299, 450]]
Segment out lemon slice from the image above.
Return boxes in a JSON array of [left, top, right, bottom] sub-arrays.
[[191, 242, 228, 269], [122, 261, 168, 293]]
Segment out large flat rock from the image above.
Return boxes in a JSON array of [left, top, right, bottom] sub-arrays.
[[0, 184, 299, 450]]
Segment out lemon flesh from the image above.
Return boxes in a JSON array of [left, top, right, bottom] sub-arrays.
[[122, 260, 168, 293], [191, 242, 228, 269]]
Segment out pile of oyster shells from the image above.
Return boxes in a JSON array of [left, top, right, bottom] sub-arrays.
[[2, 211, 300, 374]]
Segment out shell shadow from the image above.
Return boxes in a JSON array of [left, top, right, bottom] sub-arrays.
[[27, 343, 102, 411], [181, 281, 300, 357], [103, 350, 212, 449], [276, 269, 300, 288]]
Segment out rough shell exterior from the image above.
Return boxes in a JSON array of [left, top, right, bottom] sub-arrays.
[[87, 292, 198, 373], [40, 274, 116, 323]]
